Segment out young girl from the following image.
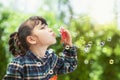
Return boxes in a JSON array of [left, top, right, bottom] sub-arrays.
[[3, 16, 77, 80]]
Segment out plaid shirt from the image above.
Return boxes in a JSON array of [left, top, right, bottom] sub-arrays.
[[3, 46, 77, 80]]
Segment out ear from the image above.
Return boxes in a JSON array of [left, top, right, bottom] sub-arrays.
[[26, 36, 37, 45]]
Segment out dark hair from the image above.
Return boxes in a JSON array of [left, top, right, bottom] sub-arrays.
[[9, 16, 47, 57]]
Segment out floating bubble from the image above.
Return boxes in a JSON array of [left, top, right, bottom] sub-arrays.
[[109, 59, 114, 64], [107, 37, 112, 42], [62, 53, 65, 57], [84, 47, 90, 53], [84, 44, 91, 53], [88, 42, 92, 47], [88, 41, 93, 44], [100, 41, 105, 46], [86, 44, 91, 47], [59, 52, 62, 56], [48, 49, 54, 54], [84, 59, 89, 64], [59, 52, 65, 57]]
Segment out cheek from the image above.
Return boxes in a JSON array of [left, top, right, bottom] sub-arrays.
[[37, 34, 51, 43], [39, 34, 56, 45]]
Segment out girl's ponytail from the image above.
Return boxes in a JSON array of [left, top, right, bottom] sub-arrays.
[[9, 32, 27, 57], [9, 32, 19, 56]]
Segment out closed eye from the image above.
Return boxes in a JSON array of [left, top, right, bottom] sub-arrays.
[[40, 26, 45, 29], [40, 25, 47, 29]]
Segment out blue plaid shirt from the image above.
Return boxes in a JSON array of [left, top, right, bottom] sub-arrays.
[[3, 46, 77, 80]]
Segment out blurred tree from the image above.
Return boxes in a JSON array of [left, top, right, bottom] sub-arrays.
[[0, 0, 120, 80], [0, 9, 10, 79]]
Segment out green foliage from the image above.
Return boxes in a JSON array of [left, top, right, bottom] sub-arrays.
[[0, 1, 120, 80], [0, 8, 30, 79], [0, 10, 10, 80], [57, 15, 120, 80]]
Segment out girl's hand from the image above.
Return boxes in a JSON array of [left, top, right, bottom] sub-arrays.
[[60, 27, 72, 47]]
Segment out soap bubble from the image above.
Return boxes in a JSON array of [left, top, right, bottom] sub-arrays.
[[85, 44, 91, 48], [59, 52, 62, 56], [84, 47, 90, 53], [109, 59, 114, 64], [84, 44, 91, 53], [100, 41, 105, 46], [88, 41, 93, 47], [107, 37, 112, 42], [59, 52, 65, 56], [84, 59, 89, 64], [48, 49, 54, 54]]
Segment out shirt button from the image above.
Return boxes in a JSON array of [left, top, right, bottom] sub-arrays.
[[49, 70, 53, 74], [66, 63, 70, 67], [37, 62, 41, 66], [48, 49, 54, 54], [65, 45, 70, 50]]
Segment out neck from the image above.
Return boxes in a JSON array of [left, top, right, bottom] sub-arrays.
[[29, 45, 48, 58]]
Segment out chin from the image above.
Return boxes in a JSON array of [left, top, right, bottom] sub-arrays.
[[48, 38, 56, 45], [52, 39, 56, 44]]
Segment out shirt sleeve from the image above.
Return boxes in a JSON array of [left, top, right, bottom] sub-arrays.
[[3, 59, 23, 80], [53, 45, 78, 74]]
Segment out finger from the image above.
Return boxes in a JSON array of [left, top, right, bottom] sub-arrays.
[[63, 30, 71, 39]]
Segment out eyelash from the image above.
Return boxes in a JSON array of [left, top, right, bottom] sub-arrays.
[[41, 25, 47, 29], [41, 26, 45, 29]]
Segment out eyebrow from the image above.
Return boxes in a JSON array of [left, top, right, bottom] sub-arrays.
[[37, 22, 47, 29], [35, 20, 40, 25], [29, 16, 47, 25]]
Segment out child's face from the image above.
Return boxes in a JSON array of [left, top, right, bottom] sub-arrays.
[[30, 21, 56, 46]]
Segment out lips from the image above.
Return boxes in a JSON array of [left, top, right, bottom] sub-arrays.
[[51, 32, 56, 37]]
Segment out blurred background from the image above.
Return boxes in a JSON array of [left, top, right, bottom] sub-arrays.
[[0, 0, 120, 80]]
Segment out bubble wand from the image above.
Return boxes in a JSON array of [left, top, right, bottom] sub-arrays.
[[60, 27, 67, 44]]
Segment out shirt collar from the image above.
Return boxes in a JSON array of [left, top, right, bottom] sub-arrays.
[[26, 50, 49, 64]]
